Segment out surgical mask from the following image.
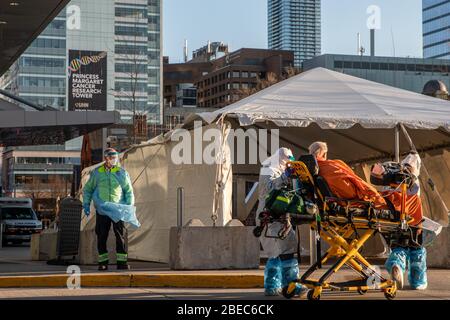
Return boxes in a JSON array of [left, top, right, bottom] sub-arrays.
[[106, 157, 119, 167]]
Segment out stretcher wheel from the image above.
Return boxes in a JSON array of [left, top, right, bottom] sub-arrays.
[[384, 290, 396, 300], [282, 285, 296, 300], [307, 290, 321, 301], [358, 289, 368, 295]]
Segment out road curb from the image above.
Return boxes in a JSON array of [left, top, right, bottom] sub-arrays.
[[0, 273, 264, 289]]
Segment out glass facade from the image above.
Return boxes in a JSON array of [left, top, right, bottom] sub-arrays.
[[304, 54, 450, 94], [0, 0, 162, 124], [268, 0, 321, 67], [114, 0, 162, 124], [4, 13, 67, 109], [423, 0, 450, 59]]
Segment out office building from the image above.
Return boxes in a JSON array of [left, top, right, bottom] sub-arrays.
[[0, 0, 163, 124], [423, 0, 450, 59], [1, 146, 80, 218], [163, 48, 295, 124], [304, 54, 450, 94], [268, 0, 321, 67]]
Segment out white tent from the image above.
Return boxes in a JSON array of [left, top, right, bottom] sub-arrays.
[[194, 67, 450, 131], [80, 123, 233, 263], [185, 68, 450, 224], [81, 68, 450, 263]]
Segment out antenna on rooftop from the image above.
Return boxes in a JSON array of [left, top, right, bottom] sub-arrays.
[[357, 33, 365, 56], [390, 27, 396, 57]]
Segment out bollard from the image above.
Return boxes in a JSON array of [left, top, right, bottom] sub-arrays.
[[0, 222, 3, 249], [177, 187, 184, 227]]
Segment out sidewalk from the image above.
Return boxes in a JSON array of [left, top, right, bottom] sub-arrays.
[[0, 245, 262, 288], [1, 245, 449, 301]]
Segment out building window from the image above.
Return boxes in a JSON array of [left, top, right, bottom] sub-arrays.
[[334, 61, 343, 68], [407, 64, 416, 72], [115, 45, 148, 56], [115, 7, 147, 19], [115, 25, 148, 37]]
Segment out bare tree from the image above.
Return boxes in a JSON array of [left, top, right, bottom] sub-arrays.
[[235, 68, 301, 101], [110, 15, 150, 145], [21, 175, 70, 217]]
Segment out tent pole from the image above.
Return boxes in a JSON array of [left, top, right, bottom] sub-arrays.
[[400, 124, 449, 215], [310, 229, 317, 265], [395, 124, 400, 163]]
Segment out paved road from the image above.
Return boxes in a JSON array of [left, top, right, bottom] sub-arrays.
[[1, 245, 449, 300], [0, 286, 449, 300]]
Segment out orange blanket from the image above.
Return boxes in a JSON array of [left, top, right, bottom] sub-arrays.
[[317, 158, 423, 225], [382, 192, 423, 226]]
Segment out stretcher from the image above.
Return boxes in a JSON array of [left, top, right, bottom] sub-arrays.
[[256, 155, 418, 300]]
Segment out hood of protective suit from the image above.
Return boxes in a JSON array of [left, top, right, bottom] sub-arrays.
[[402, 153, 421, 177], [261, 148, 294, 171]]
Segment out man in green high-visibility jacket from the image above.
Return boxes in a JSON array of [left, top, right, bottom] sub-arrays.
[[83, 148, 135, 271]]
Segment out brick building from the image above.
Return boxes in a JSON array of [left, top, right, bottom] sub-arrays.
[[163, 48, 296, 116]]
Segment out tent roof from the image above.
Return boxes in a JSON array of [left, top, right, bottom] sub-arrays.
[[192, 67, 450, 131]]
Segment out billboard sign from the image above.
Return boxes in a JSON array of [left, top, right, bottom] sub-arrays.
[[68, 50, 107, 111]]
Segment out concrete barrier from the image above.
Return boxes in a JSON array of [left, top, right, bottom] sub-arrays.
[[78, 228, 128, 265], [30, 227, 128, 265], [427, 227, 450, 268], [169, 226, 260, 270], [30, 230, 58, 261]]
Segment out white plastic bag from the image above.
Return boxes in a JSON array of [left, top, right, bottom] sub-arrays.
[[421, 217, 443, 247]]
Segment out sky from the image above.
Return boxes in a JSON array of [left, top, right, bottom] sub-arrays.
[[163, 0, 423, 63]]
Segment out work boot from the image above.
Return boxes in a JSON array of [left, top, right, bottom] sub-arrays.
[[117, 264, 130, 270], [98, 264, 108, 271], [391, 265, 404, 290]]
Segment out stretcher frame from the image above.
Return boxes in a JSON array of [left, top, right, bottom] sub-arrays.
[[282, 160, 413, 300]]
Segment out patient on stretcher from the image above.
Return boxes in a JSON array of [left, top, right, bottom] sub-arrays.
[[308, 142, 423, 226]]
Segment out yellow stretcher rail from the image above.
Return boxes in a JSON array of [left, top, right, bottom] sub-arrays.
[[281, 160, 412, 300]]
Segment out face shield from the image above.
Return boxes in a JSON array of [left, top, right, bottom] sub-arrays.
[[104, 151, 119, 167]]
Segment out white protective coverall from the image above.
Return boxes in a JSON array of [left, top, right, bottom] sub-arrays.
[[256, 148, 297, 258]]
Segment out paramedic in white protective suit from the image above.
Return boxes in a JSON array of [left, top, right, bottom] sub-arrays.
[[256, 148, 307, 296]]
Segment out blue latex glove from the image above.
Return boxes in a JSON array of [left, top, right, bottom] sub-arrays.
[[83, 204, 90, 217]]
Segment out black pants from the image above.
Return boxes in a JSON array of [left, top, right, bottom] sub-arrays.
[[95, 214, 127, 264]]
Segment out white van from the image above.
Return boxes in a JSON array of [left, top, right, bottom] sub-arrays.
[[0, 197, 43, 246]]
